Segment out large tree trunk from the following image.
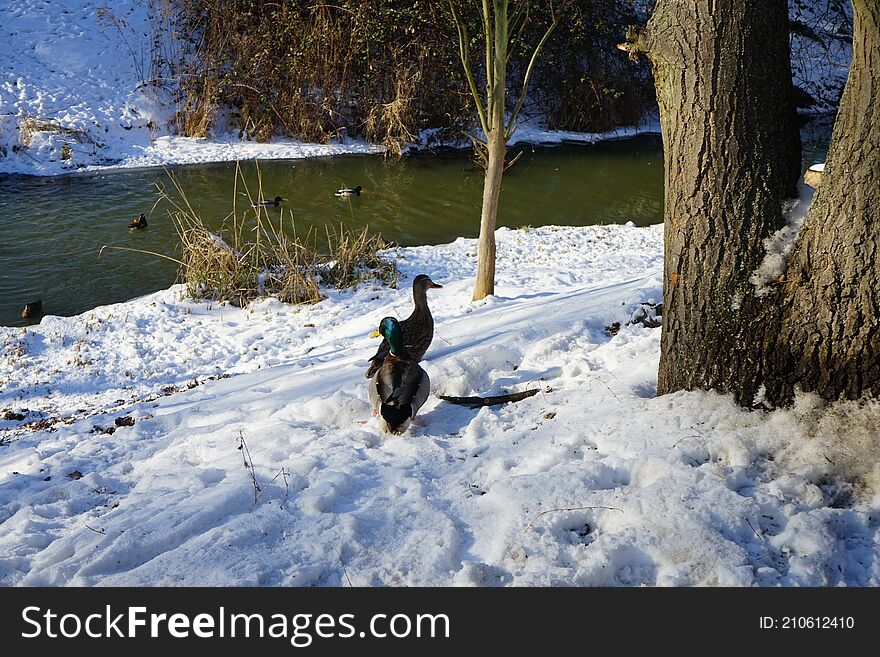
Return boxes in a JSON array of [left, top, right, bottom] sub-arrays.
[[632, 0, 801, 404], [767, 0, 880, 403]]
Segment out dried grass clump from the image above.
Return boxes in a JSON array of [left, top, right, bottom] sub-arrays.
[[18, 117, 92, 149], [364, 68, 419, 156], [159, 163, 396, 308], [174, 218, 259, 307], [319, 225, 398, 290]]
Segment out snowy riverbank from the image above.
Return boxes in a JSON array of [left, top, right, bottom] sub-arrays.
[[2, 223, 878, 586], [0, 0, 657, 176]]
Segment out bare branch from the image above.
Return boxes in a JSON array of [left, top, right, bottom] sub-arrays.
[[506, 3, 563, 137], [482, 0, 494, 99], [449, 0, 490, 135], [438, 387, 540, 408], [507, 1, 530, 63], [525, 505, 624, 532], [504, 149, 523, 172]]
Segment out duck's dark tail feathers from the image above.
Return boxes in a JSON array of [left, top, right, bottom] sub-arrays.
[[380, 403, 412, 434], [365, 357, 382, 379]]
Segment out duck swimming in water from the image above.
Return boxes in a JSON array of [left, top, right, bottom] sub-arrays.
[[335, 186, 362, 197], [365, 274, 442, 378], [21, 299, 43, 319], [128, 213, 148, 229], [253, 196, 285, 208], [368, 317, 431, 435]]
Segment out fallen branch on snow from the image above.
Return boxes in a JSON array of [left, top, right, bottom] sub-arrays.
[[438, 388, 540, 408], [525, 505, 624, 532]]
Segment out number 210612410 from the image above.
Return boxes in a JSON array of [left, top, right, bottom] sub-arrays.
[[759, 616, 855, 630]]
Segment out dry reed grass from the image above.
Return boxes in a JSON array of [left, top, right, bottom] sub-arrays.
[[158, 162, 396, 308]]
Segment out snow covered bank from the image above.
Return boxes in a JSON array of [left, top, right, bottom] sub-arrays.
[[2, 223, 878, 586], [0, 0, 382, 176], [508, 120, 660, 147], [0, 0, 652, 176], [790, 0, 853, 112]]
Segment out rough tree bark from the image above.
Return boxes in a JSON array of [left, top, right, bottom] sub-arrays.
[[626, 0, 801, 404], [767, 0, 880, 403]]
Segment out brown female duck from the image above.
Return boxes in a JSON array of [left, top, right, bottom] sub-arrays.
[[365, 274, 442, 378]]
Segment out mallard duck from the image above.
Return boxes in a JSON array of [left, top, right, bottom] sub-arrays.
[[253, 196, 285, 208], [365, 273, 442, 378], [335, 185, 362, 197], [368, 317, 431, 435], [128, 213, 148, 229], [21, 299, 43, 319]]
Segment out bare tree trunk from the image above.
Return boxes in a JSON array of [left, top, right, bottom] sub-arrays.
[[473, 130, 506, 300], [768, 0, 880, 403], [472, 1, 510, 302], [629, 0, 801, 405], [449, 0, 559, 302]]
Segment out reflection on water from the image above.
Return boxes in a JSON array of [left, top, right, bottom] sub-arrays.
[[799, 112, 834, 168]]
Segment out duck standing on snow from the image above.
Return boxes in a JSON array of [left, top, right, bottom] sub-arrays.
[[335, 185, 362, 197], [369, 317, 431, 435], [253, 196, 285, 208], [128, 213, 148, 229], [365, 273, 442, 378]]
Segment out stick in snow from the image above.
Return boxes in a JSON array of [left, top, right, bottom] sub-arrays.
[[437, 388, 540, 408]]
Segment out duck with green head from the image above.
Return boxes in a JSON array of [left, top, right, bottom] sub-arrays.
[[335, 185, 362, 197], [253, 195, 285, 208], [368, 316, 431, 435]]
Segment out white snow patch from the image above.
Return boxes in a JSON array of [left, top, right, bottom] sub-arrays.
[[507, 116, 661, 148], [730, 292, 742, 311], [750, 183, 816, 296]]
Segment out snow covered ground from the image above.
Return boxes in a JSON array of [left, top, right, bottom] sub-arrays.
[[2, 223, 878, 586], [0, 0, 874, 588], [790, 0, 853, 112], [1, 0, 851, 176], [0, 0, 383, 175]]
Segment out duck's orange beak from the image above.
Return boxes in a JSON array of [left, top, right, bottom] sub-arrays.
[[369, 329, 381, 338]]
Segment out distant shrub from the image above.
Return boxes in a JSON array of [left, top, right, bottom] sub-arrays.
[[168, 0, 655, 147], [529, 0, 654, 132]]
